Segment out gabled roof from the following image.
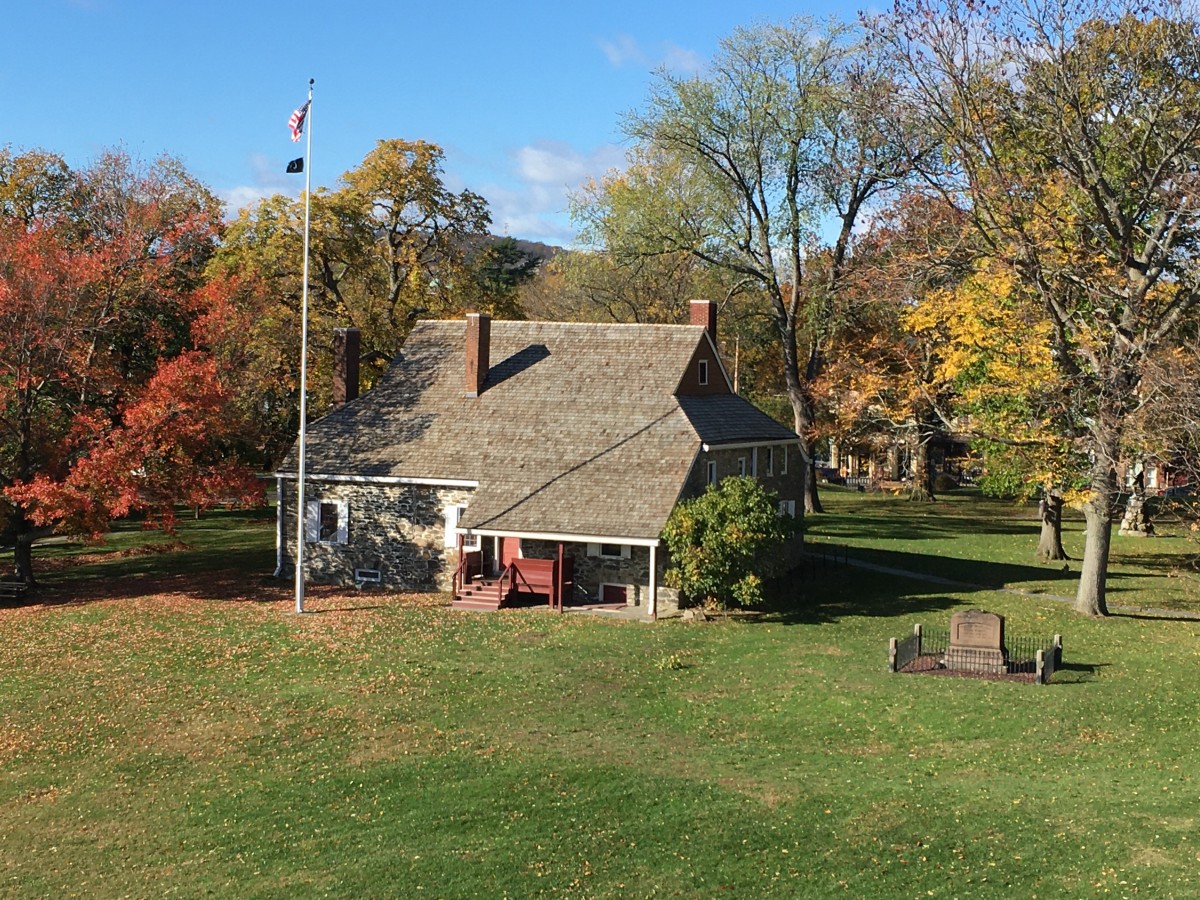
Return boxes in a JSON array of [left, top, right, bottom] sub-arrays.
[[283, 319, 798, 540]]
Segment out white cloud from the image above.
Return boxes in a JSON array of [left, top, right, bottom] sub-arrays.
[[661, 41, 704, 76], [599, 34, 704, 74], [480, 141, 627, 247], [219, 185, 276, 217], [598, 34, 645, 68], [218, 152, 302, 218]]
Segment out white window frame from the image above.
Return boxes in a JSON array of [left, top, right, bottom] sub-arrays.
[[781, 445, 788, 475], [765, 447, 774, 476], [698, 359, 709, 386], [738, 456, 748, 477], [306, 499, 348, 545], [587, 543, 631, 560], [706, 460, 717, 486], [778, 499, 796, 518], [444, 504, 481, 551]]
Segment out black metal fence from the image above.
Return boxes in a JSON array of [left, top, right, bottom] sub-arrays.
[[888, 624, 1063, 684], [790, 541, 850, 584]]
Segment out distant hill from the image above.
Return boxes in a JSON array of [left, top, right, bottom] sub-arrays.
[[463, 234, 563, 267]]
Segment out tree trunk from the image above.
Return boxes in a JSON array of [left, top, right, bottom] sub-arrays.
[[1036, 491, 1068, 561], [804, 457, 824, 514], [1075, 470, 1115, 617], [908, 430, 936, 502], [12, 512, 36, 586]]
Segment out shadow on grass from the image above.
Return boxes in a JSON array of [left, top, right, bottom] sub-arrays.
[[30, 570, 290, 607], [1051, 661, 1108, 684], [746, 541, 1084, 627], [802, 545, 1078, 591], [815, 515, 1037, 543]]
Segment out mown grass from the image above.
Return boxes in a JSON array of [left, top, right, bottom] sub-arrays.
[[807, 486, 1200, 614], [2, 500, 1200, 897]]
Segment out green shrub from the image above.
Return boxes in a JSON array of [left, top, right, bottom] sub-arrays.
[[660, 476, 799, 609]]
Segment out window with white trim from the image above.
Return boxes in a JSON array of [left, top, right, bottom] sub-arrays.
[[781, 445, 788, 475], [443, 504, 481, 550], [306, 499, 348, 544], [765, 446, 774, 476], [706, 460, 717, 485], [738, 456, 748, 476], [698, 359, 709, 386], [778, 499, 796, 518], [587, 543, 631, 559]]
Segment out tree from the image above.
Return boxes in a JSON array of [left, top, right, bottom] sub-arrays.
[[468, 236, 541, 311], [817, 193, 978, 502], [661, 476, 798, 609], [214, 139, 492, 445], [0, 149, 260, 581], [877, 0, 1200, 615], [576, 19, 922, 517]]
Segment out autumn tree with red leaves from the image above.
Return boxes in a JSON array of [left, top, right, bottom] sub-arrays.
[[0, 149, 261, 582]]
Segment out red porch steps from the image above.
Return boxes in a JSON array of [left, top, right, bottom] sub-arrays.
[[452, 577, 510, 611]]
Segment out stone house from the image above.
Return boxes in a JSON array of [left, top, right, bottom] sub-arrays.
[[274, 300, 803, 616]]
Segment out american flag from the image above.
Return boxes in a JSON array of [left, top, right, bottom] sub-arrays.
[[288, 100, 310, 142]]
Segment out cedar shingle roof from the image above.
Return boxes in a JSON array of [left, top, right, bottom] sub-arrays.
[[283, 319, 798, 540]]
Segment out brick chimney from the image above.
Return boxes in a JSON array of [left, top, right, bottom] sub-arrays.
[[690, 299, 717, 345], [465, 312, 491, 397], [332, 327, 361, 408]]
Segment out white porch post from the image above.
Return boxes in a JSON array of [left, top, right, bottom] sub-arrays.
[[648, 542, 658, 620]]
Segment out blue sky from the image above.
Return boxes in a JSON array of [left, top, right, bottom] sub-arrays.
[[5, 0, 852, 246]]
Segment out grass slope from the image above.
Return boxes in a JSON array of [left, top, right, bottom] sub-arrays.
[[1, 501, 1199, 897]]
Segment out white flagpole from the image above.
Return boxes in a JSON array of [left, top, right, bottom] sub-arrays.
[[295, 78, 314, 615]]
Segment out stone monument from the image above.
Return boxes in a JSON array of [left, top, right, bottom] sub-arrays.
[[946, 609, 1007, 675]]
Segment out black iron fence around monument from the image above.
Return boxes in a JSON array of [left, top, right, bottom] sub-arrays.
[[890, 624, 1063, 684]]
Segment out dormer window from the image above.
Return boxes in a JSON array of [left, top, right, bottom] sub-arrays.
[[698, 359, 709, 386]]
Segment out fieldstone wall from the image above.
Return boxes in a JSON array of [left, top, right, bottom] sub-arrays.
[[278, 479, 473, 591], [521, 539, 680, 614], [684, 444, 806, 506], [678, 444, 806, 590]]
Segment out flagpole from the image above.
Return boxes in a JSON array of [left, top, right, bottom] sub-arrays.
[[295, 78, 314, 615]]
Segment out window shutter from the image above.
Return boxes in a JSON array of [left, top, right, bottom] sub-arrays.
[[586, 543, 600, 557], [335, 500, 349, 544], [443, 505, 459, 548], [305, 501, 320, 542]]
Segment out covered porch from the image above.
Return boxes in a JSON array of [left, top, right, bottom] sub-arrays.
[[452, 537, 575, 612], [450, 531, 664, 616]]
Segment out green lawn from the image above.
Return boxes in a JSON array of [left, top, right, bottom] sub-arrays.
[[807, 486, 1200, 614], [2, 500, 1200, 896]]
